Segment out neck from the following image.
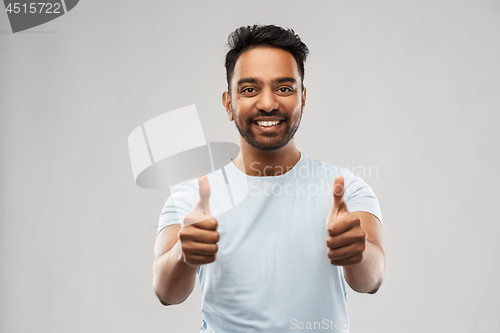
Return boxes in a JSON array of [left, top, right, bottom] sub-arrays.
[[232, 138, 301, 176]]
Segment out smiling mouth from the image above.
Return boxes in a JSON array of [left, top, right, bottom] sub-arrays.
[[254, 120, 282, 127]]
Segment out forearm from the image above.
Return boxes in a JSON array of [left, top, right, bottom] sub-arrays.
[[153, 240, 198, 305], [343, 239, 385, 294]]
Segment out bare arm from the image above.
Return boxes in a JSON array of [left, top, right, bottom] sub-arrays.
[[152, 225, 198, 306], [152, 175, 219, 306], [342, 212, 385, 294], [326, 176, 385, 294]]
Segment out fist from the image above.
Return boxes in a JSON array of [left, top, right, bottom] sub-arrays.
[[326, 175, 367, 267], [178, 175, 220, 267]]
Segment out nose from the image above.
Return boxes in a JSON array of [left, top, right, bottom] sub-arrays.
[[255, 89, 279, 113]]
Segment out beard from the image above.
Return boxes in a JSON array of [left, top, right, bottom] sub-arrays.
[[231, 106, 303, 151]]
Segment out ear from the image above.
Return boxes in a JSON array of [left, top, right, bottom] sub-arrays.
[[301, 87, 307, 112], [222, 91, 233, 121]]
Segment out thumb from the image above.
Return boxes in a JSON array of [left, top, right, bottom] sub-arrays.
[[197, 174, 211, 215], [331, 175, 347, 217]]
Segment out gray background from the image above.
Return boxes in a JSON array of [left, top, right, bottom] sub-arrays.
[[1, 1, 499, 332]]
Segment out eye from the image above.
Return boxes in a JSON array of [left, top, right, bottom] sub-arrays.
[[242, 87, 255, 93], [278, 87, 293, 93]]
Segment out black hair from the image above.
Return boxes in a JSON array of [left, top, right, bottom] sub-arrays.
[[225, 24, 309, 92]]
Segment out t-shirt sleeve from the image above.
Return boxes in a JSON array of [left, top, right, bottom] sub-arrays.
[[157, 181, 198, 236], [342, 169, 383, 224]]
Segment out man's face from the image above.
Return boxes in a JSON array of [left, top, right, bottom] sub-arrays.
[[223, 47, 306, 151]]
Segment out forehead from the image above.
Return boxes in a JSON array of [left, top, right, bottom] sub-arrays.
[[232, 47, 300, 85]]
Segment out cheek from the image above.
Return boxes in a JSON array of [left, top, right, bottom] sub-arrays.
[[283, 97, 303, 113], [236, 98, 254, 108], [234, 100, 254, 117]]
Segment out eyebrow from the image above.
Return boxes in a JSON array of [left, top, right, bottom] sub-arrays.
[[273, 77, 297, 85], [236, 77, 260, 86], [236, 77, 297, 87]]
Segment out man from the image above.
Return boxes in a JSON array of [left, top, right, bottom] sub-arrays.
[[153, 25, 385, 332]]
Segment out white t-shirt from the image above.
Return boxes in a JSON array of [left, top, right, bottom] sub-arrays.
[[158, 152, 382, 333]]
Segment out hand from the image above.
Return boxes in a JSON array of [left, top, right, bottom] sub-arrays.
[[178, 175, 220, 267], [326, 175, 367, 267]]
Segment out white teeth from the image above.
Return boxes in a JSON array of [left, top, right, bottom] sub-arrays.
[[256, 120, 281, 127]]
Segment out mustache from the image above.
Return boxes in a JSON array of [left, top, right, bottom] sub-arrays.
[[246, 111, 288, 122]]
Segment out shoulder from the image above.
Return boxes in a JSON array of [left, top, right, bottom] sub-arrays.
[[301, 154, 382, 223], [299, 153, 375, 201], [172, 157, 234, 191], [158, 162, 231, 234], [167, 159, 234, 210], [299, 153, 355, 182]]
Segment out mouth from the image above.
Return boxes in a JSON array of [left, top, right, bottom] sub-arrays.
[[251, 119, 284, 133], [254, 120, 282, 127]]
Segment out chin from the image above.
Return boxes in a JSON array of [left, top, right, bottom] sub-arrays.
[[247, 138, 291, 151]]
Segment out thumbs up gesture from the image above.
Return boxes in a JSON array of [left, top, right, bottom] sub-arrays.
[[178, 175, 220, 267], [326, 176, 367, 267]]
